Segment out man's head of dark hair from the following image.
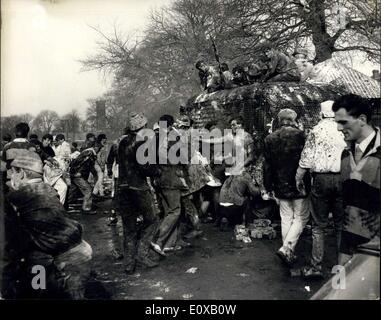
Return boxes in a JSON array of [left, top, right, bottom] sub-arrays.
[[3, 133, 12, 142], [15, 122, 30, 138], [86, 133, 95, 140], [42, 134, 53, 141], [29, 134, 38, 140], [159, 114, 175, 127], [72, 142, 78, 148], [97, 133, 107, 142], [332, 94, 372, 122], [221, 63, 229, 72], [55, 134, 65, 141], [195, 60, 205, 70]]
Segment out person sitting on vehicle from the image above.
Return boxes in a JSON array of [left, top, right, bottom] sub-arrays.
[[221, 62, 234, 88], [292, 48, 314, 82], [195, 60, 223, 93], [232, 65, 249, 87], [247, 59, 268, 83], [260, 42, 301, 82]]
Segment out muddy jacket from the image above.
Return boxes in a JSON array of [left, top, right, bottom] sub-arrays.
[[117, 132, 159, 191], [154, 129, 189, 190], [340, 127, 380, 254], [69, 148, 97, 180], [263, 126, 310, 199], [220, 172, 260, 206], [2, 181, 85, 298], [6, 181, 83, 255], [263, 51, 300, 81]]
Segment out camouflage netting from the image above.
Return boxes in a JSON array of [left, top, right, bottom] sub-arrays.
[[184, 82, 348, 135], [184, 81, 380, 191]]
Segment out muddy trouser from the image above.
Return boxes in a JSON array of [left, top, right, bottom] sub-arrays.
[[155, 189, 182, 248], [92, 163, 104, 196], [310, 173, 344, 269], [220, 204, 245, 226], [181, 195, 201, 231], [69, 176, 93, 211], [117, 188, 158, 268], [54, 240, 93, 300]]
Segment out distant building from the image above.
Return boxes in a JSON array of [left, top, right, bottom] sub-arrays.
[[372, 69, 380, 82], [307, 58, 381, 98]]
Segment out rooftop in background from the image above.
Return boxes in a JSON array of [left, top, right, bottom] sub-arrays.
[[307, 58, 381, 98]]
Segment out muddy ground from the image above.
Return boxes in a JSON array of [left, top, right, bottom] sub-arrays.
[[73, 199, 337, 300]]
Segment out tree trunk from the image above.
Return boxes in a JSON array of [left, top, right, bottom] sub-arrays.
[[313, 40, 333, 63], [305, 0, 334, 63]]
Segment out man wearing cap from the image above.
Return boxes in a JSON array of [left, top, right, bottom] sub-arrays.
[[260, 42, 301, 82], [296, 101, 347, 278], [2, 150, 92, 299], [263, 108, 310, 266], [292, 48, 313, 82], [116, 112, 160, 274]]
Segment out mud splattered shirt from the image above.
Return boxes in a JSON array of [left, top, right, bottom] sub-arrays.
[[299, 118, 346, 173]]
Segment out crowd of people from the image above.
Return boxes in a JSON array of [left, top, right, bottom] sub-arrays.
[[0, 93, 379, 299], [196, 43, 313, 93]]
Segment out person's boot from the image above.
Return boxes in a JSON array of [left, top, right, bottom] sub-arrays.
[[136, 256, 159, 268], [150, 242, 166, 257], [301, 265, 323, 279], [276, 248, 294, 268], [124, 261, 136, 275], [220, 217, 228, 232]]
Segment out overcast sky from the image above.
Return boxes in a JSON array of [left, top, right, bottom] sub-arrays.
[[1, 0, 172, 117]]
